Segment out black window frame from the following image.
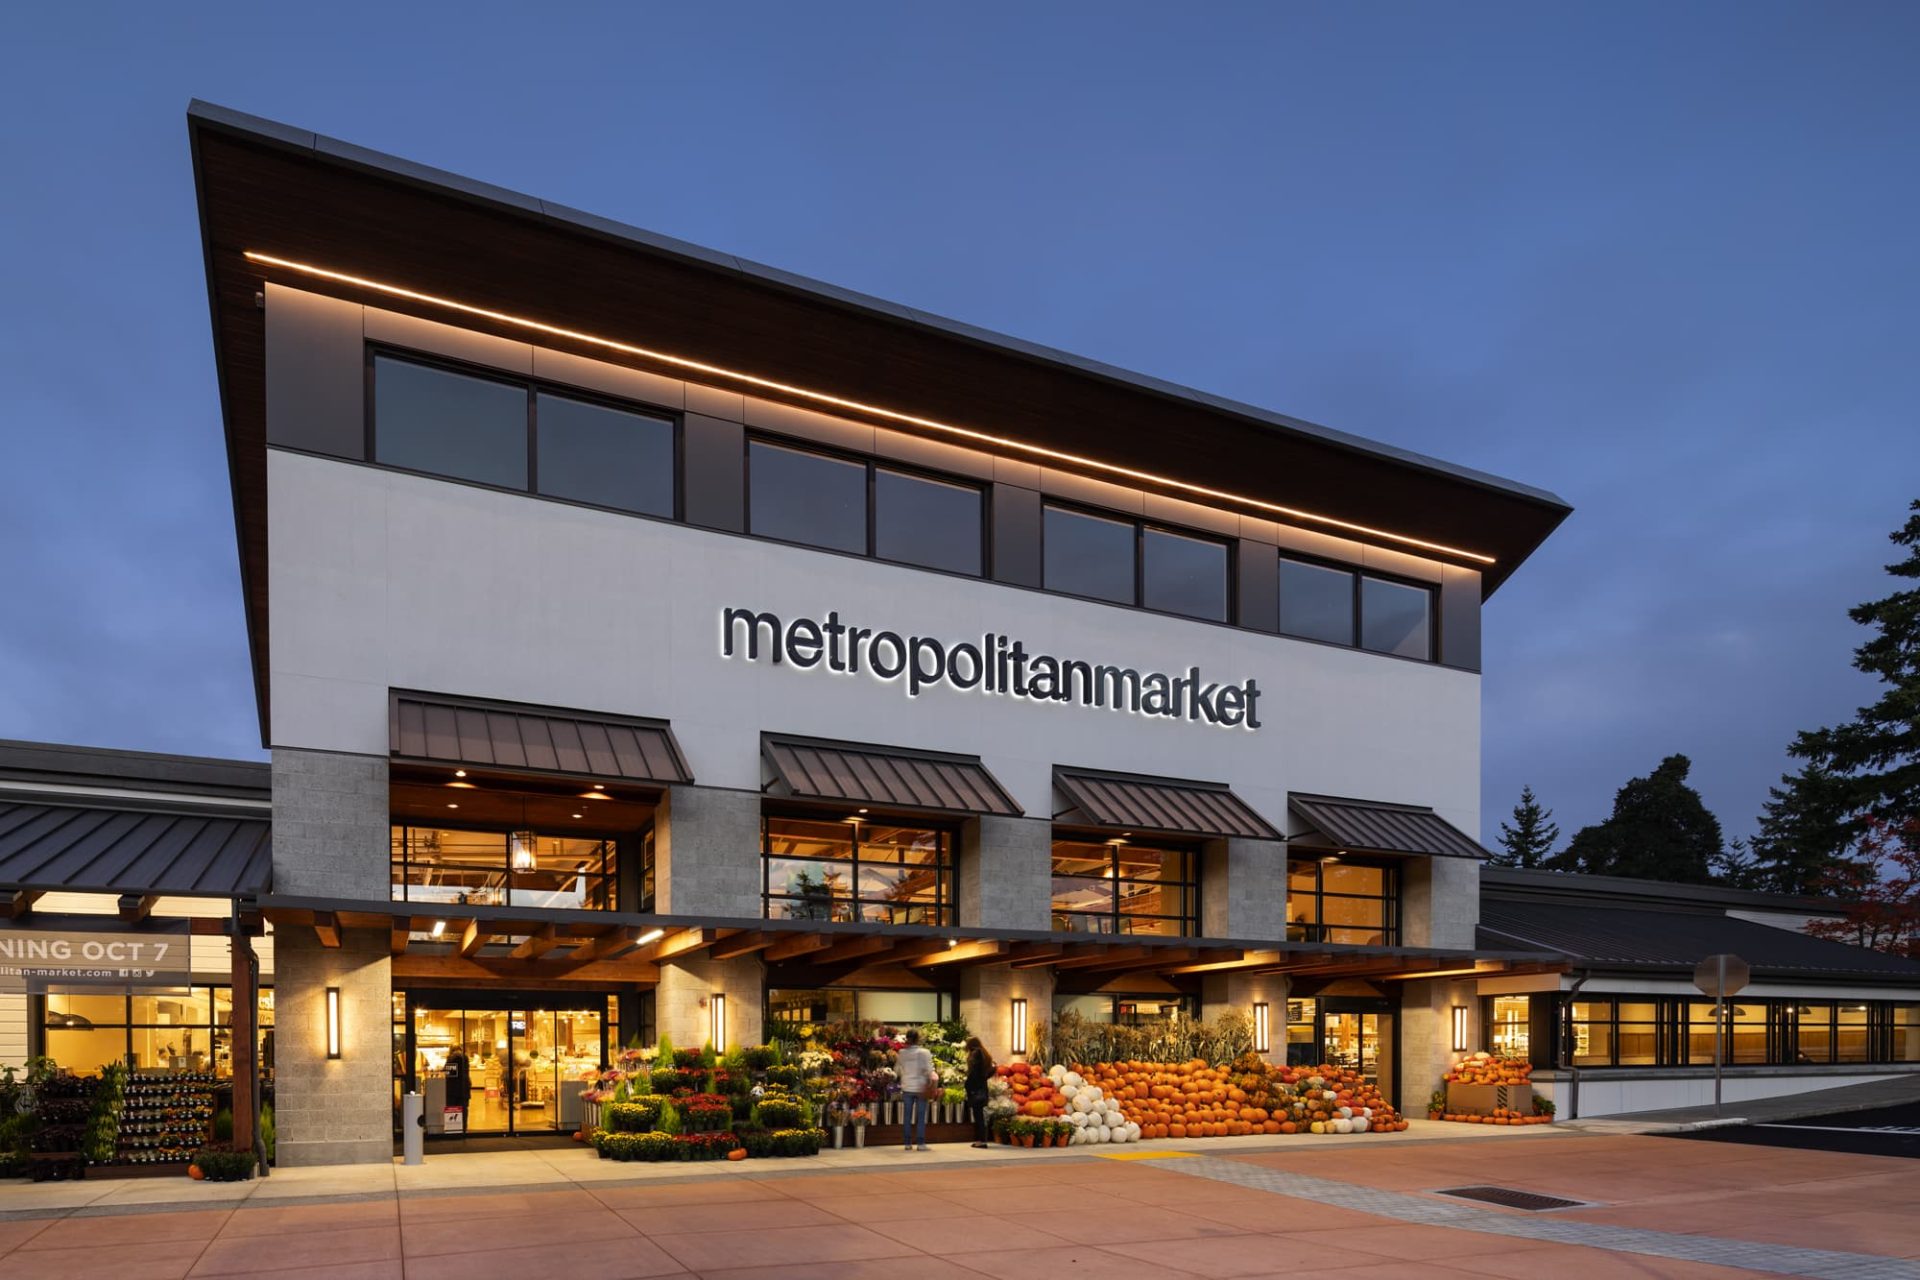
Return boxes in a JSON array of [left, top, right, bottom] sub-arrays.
[[1551, 996, 1915, 1068], [39, 985, 276, 1077], [760, 812, 958, 927], [389, 821, 621, 913], [1277, 552, 1439, 663], [365, 345, 685, 523], [743, 433, 990, 578], [1285, 856, 1400, 945], [1040, 499, 1236, 623], [1048, 835, 1201, 937]]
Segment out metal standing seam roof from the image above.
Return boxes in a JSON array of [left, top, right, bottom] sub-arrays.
[[762, 735, 1023, 818], [0, 801, 272, 898], [1288, 793, 1489, 860], [389, 691, 693, 785], [1053, 767, 1281, 841], [1478, 899, 1920, 979]]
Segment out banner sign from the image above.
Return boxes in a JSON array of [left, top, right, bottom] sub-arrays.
[[0, 928, 191, 992], [720, 606, 1264, 731]]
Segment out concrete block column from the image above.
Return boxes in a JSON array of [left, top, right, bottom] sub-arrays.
[[1397, 978, 1468, 1117], [958, 815, 1052, 932], [960, 965, 1053, 1065], [1200, 971, 1287, 1064], [657, 955, 766, 1052], [270, 748, 389, 897], [273, 928, 392, 1166], [1199, 838, 1286, 941], [655, 785, 764, 917], [1402, 855, 1480, 950]]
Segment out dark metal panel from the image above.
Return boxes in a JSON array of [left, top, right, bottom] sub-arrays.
[[1236, 538, 1277, 632], [761, 734, 1021, 817], [1052, 767, 1281, 842], [1289, 793, 1487, 860], [683, 413, 745, 532], [1440, 565, 1482, 671], [264, 284, 364, 459], [389, 691, 694, 785], [0, 800, 272, 897], [990, 483, 1042, 588]]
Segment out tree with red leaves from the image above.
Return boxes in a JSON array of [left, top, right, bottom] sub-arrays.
[[1803, 818, 1920, 959]]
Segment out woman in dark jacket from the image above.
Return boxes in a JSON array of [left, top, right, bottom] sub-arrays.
[[963, 1037, 994, 1148]]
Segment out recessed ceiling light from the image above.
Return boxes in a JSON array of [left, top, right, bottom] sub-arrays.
[[572, 812, 583, 819], [447, 803, 459, 809], [454, 769, 467, 778]]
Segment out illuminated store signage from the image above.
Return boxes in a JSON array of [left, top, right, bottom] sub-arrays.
[[721, 607, 1263, 730], [0, 929, 190, 991]]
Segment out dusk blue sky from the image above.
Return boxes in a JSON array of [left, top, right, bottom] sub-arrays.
[[3, 4, 1916, 848]]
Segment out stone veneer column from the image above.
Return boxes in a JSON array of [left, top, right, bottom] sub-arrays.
[[654, 784, 764, 917], [1200, 971, 1287, 1065], [1199, 838, 1286, 941], [1397, 978, 1462, 1118], [960, 965, 1054, 1065], [1401, 855, 1480, 949], [269, 747, 394, 1165], [273, 928, 393, 1166], [657, 955, 766, 1052], [958, 815, 1052, 932], [270, 748, 390, 897]]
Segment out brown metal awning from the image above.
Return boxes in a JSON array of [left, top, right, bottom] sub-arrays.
[[0, 801, 272, 898], [1289, 793, 1488, 860], [390, 691, 693, 785], [762, 734, 1021, 818], [1054, 767, 1280, 842]]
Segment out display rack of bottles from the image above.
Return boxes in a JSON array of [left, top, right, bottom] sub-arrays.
[[114, 1072, 215, 1164]]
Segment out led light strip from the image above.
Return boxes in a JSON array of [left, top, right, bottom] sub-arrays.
[[244, 250, 1496, 565]]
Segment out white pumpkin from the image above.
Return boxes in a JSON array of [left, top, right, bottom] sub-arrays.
[[1332, 1118, 1354, 1134], [1351, 1117, 1370, 1133], [1069, 1111, 1089, 1128], [1060, 1084, 1080, 1101], [1123, 1122, 1141, 1142], [1064, 1071, 1085, 1089], [1048, 1064, 1066, 1082], [1337, 1106, 1353, 1119]]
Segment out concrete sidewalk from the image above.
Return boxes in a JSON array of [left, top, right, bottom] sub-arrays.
[[0, 1121, 1549, 1218]]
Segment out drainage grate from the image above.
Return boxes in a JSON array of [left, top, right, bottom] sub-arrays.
[[1434, 1185, 1587, 1212]]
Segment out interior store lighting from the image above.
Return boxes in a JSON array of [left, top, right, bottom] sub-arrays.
[[242, 251, 1500, 566]]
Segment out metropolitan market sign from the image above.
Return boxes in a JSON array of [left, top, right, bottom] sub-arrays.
[[0, 927, 190, 992]]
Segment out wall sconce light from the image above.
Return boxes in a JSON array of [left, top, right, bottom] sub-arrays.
[[1451, 1005, 1470, 1053], [710, 992, 727, 1054], [1253, 1002, 1271, 1054], [325, 986, 342, 1060], [1011, 997, 1028, 1056]]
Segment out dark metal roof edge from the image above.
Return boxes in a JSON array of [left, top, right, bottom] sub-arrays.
[[389, 688, 694, 784], [763, 731, 1000, 769], [260, 892, 1558, 963], [183, 100, 1573, 519], [1052, 766, 1283, 842], [0, 739, 269, 796], [1481, 865, 1845, 915], [1477, 918, 1920, 982]]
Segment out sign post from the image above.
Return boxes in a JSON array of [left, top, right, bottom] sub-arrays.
[[1692, 953, 1750, 1116]]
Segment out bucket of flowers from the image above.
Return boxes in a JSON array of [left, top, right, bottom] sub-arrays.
[[848, 1107, 873, 1148]]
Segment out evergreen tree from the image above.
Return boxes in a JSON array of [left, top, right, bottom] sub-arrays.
[[1790, 501, 1920, 825], [1549, 754, 1724, 884], [1748, 762, 1866, 895], [1493, 785, 1560, 868]]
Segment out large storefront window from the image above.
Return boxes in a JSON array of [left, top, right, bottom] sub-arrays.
[[400, 994, 606, 1136], [1286, 859, 1398, 945], [768, 988, 953, 1031], [1489, 995, 1530, 1058], [1054, 993, 1195, 1025], [390, 825, 616, 910], [1050, 839, 1198, 936], [44, 986, 275, 1076], [1561, 997, 1919, 1068], [762, 816, 954, 925]]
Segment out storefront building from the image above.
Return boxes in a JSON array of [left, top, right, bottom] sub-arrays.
[[3, 101, 1913, 1166]]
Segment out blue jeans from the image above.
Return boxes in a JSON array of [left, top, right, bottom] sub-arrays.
[[902, 1094, 929, 1147]]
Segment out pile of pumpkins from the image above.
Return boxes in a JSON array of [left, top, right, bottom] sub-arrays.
[[990, 1062, 1141, 1145], [1444, 1051, 1533, 1086], [1084, 1053, 1407, 1138]]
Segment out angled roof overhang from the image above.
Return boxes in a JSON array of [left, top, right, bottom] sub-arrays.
[[762, 734, 1021, 819], [0, 801, 272, 900], [188, 101, 1572, 747], [1054, 766, 1280, 842], [1289, 793, 1489, 860], [390, 690, 693, 786]]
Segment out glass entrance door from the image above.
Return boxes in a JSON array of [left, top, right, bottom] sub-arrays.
[[405, 997, 606, 1137]]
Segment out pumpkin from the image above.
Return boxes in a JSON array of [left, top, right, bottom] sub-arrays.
[[726, 1147, 748, 1161]]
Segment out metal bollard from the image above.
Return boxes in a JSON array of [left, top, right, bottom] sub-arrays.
[[402, 1092, 425, 1165]]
